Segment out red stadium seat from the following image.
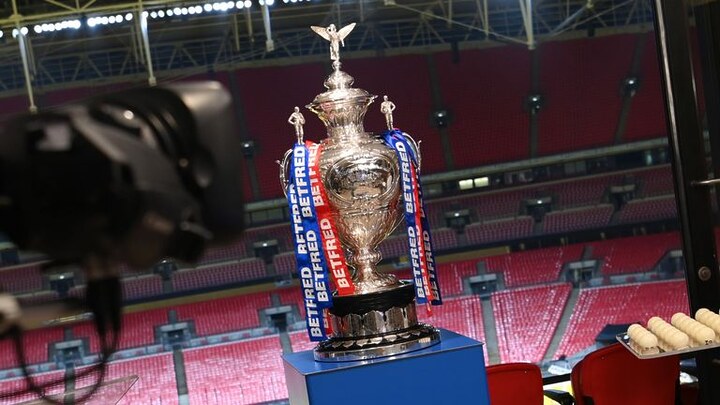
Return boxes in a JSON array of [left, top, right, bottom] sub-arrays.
[[487, 363, 545, 405], [486, 363, 572, 405], [571, 343, 679, 405]]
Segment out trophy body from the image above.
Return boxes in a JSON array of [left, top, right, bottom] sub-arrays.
[[280, 25, 440, 362]]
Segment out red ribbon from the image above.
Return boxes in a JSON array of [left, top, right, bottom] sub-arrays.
[[308, 142, 356, 296]]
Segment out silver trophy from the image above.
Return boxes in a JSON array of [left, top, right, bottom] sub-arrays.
[[280, 23, 440, 361]]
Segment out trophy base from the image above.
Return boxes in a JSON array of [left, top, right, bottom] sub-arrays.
[[314, 323, 440, 362], [314, 282, 440, 362]]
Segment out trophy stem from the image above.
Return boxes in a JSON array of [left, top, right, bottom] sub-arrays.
[[350, 247, 399, 294]]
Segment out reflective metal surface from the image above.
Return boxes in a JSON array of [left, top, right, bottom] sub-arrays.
[[279, 22, 437, 361], [314, 324, 441, 362]]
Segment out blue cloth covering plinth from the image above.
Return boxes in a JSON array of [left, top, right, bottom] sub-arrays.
[[282, 329, 490, 405]]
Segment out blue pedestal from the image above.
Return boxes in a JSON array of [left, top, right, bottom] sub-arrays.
[[282, 329, 490, 405]]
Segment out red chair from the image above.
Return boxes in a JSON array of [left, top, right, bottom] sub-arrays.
[[487, 363, 572, 405], [571, 343, 680, 405]]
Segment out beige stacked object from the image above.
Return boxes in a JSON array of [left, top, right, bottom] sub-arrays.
[[618, 308, 720, 359]]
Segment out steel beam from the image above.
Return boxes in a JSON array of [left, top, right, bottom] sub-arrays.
[[651, 0, 720, 403]]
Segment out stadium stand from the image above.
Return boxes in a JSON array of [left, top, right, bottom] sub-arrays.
[[348, 55, 445, 173], [73, 309, 168, 352], [233, 63, 327, 201], [623, 34, 668, 141], [465, 216, 534, 245], [483, 246, 584, 287], [272, 252, 296, 276], [121, 275, 163, 301], [542, 205, 614, 234], [632, 166, 674, 196], [435, 47, 531, 167], [417, 295, 485, 345], [0, 263, 43, 294], [616, 195, 677, 224], [183, 337, 287, 404], [7, 327, 64, 365], [0, 371, 65, 404], [197, 240, 249, 264], [174, 293, 272, 335], [555, 280, 688, 358], [492, 283, 571, 363], [589, 233, 680, 275], [171, 259, 267, 292], [72, 354, 179, 405], [436, 260, 482, 297], [537, 35, 635, 155]]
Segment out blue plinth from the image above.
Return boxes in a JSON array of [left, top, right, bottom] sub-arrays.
[[282, 329, 490, 405]]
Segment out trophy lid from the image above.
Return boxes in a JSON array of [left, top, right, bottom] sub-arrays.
[[306, 24, 376, 139]]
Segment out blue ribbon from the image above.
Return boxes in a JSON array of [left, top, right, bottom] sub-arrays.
[[287, 142, 333, 341], [383, 130, 442, 305]]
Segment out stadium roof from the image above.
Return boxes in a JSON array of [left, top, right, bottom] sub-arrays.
[[0, 0, 654, 94]]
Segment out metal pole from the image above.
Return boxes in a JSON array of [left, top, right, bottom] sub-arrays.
[[17, 28, 38, 114], [651, 0, 720, 403], [261, 3, 274, 52], [137, 8, 156, 86], [693, 1, 720, 222]]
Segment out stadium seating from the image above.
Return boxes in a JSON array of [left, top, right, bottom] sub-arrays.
[[183, 336, 287, 404], [288, 330, 317, 353], [632, 165, 674, 197], [378, 234, 409, 259], [589, 232, 680, 275], [232, 63, 326, 201], [244, 224, 293, 253], [272, 252, 296, 276], [417, 295, 485, 345], [171, 259, 267, 292], [623, 34, 667, 141], [542, 205, 614, 234], [197, 240, 248, 264], [121, 275, 163, 301], [465, 216, 534, 245], [0, 263, 43, 294], [617, 195, 677, 224], [555, 280, 688, 358], [0, 370, 65, 404], [73, 309, 168, 352], [71, 354, 178, 405], [276, 287, 305, 318], [492, 284, 571, 363], [483, 245, 584, 287], [435, 47, 531, 167], [348, 55, 445, 174], [435, 260, 481, 297], [537, 35, 634, 155], [431, 227, 459, 251], [174, 292, 272, 335]]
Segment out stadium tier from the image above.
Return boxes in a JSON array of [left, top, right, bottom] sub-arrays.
[[0, 264, 43, 294], [589, 233, 681, 276], [542, 205, 614, 234], [174, 293, 272, 334], [492, 283, 571, 363], [537, 35, 635, 155], [483, 245, 584, 287], [465, 216, 534, 245], [554, 280, 688, 358], [183, 337, 287, 405], [72, 309, 168, 352]]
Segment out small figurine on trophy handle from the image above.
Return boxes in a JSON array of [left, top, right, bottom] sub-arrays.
[[287, 106, 306, 144], [380, 95, 396, 130], [310, 23, 356, 63]]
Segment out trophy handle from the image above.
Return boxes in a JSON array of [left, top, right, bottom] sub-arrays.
[[278, 148, 294, 197], [401, 132, 422, 171]]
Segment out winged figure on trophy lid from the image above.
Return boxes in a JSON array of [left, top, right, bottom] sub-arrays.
[[310, 23, 356, 62]]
